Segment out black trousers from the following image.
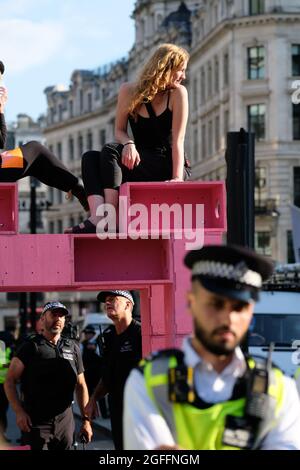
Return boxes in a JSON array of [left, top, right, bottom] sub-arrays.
[[81, 143, 190, 197], [108, 395, 123, 451], [0, 383, 9, 434], [23, 406, 75, 450], [0, 141, 79, 192]]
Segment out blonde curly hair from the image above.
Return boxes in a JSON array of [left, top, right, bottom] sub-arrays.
[[128, 43, 189, 118]]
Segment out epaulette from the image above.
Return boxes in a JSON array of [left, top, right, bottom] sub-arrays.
[[136, 348, 183, 374], [144, 348, 184, 363], [245, 353, 284, 374]]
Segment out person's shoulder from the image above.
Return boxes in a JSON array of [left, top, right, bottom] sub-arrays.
[[15, 334, 41, 358], [143, 348, 183, 365], [119, 82, 135, 98], [171, 84, 188, 100], [103, 325, 116, 343], [132, 319, 141, 331]]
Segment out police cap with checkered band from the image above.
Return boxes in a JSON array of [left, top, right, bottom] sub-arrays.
[[184, 244, 274, 302]]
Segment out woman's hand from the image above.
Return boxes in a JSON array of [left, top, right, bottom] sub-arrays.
[[121, 143, 141, 170], [165, 176, 184, 182], [0, 87, 8, 112]]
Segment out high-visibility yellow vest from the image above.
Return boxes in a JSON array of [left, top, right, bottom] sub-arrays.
[[142, 351, 284, 450], [0, 345, 11, 384]]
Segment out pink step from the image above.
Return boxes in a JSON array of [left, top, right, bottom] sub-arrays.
[[0, 183, 18, 234], [119, 181, 226, 236]]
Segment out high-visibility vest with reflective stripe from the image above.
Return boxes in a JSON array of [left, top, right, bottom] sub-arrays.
[[0, 346, 11, 384], [295, 368, 300, 381], [143, 353, 285, 450]]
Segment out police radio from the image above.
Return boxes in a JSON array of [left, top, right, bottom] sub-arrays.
[[245, 342, 274, 420], [168, 363, 195, 403], [222, 343, 275, 449]]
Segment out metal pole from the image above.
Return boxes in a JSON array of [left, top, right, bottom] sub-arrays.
[[19, 293, 28, 336], [30, 177, 37, 330], [226, 128, 255, 248]]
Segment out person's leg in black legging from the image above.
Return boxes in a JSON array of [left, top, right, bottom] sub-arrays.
[[21, 141, 89, 211], [67, 143, 172, 233], [66, 145, 123, 232]]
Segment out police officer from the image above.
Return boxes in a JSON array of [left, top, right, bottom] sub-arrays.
[[4, 301, 93, 450], [81, 326, 109, 419], [295, 367, 300, 396], [0, 327, 15, 441], [123, 245, 300, 450], [85, 290, 142, 450]]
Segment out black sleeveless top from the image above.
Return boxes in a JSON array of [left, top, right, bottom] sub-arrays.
[[128, 92, 172, 151], [0, 113, 7, 149]]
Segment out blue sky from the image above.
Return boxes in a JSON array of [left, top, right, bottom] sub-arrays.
[[0, 0, 136, 122]]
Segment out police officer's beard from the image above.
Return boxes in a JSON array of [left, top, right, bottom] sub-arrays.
[[193, 319, 240, 356]]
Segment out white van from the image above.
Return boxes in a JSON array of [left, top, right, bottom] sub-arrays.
[[77, 312, 113, 335], [249, 290, 300, 377]]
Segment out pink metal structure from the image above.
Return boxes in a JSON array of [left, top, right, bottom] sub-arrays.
[[0, 182, 226, 354]]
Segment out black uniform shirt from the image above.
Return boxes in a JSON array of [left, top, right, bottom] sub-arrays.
[[102, 319, 142, 410], [16, 334, 84, 423]]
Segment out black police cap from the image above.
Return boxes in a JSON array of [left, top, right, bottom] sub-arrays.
[[184, 244, 274, 302], [97, 290, 134, 305]]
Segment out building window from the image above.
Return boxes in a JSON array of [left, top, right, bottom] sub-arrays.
[[69, 100, 73, 118], [57, 189, 62, 205], [68, 137, 74, 161], [208, 62, 212, 97], [255, 232, 271, 256], [49, 221, 55, 234], [214, 57, 219, 93], [50, 108, 55, 124], [79, 89, 83, 112], [293, 167, 300, 207], [201, 67, 205, 103], [292, 45, 300, 77], [224, 109, 229, 139], [99, 129, 106, 147], [249, 0, 265, 15], [208, 120, 213, 155], [215, 115, 220, 151], [223, 52, 229, 87], [293, 104, 300, 140], [57, 220, 63, 233], [95, 84, 100, 100], [87, 131, 93, 150], [201, 124, 206, 159], [247, 46, 265, 79], [248, 104, 266, 140], [213, 3, 218, 25], [78, 134, 83, 156], [287, 230, 296, 263], [58, 104, 63, 122], [193, 127, 198, 162], [255, 166, 267, 209], [56, 142, 62, 160], [193, 77, 198, 111], [49, 187, 54, 204], [87, 93, 92, 113]]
